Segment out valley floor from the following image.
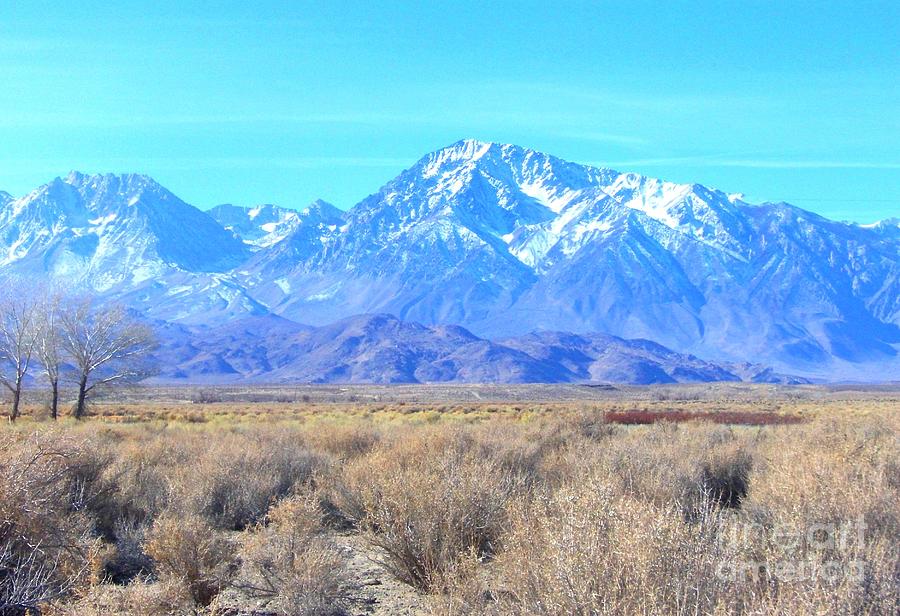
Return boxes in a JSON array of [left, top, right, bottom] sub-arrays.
[[1, 384, 898, 615]]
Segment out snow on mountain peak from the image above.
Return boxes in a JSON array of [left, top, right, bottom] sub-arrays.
[[63, 170, 160, 193], [411, 142, 757, 253], [0, 173, 247, 290], [210, 203, 301, 248], [857, 217, 900, 232], [345, 140, 764, 272], [420, 139, 496, 177], [208, 199, 343, 251]]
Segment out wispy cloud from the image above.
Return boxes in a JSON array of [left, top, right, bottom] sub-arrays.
[[549, 130, 648, 147], [714, 159, 900, 170], [595, 156, 900, 170], [0, 37, 57, 53], [0, 111, 415, 129], [0, 156, 411, 174], [178, 156, 412, 170], [479, 81, 773, 113]]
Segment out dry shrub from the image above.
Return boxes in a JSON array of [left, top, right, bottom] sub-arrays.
[[2, 398, 898, 616], [738, 415, 900, 612], [102, 434, 182, 527], [747, 415, 898, 525], [168, 429, 328, 530], [491, 479, 737, 615], [0, 432, 101, 614], [455, 415, 900, 615], [596, 422, 756, 515], [47, 578, 192, 616], [73, 432, 190, 587], [305, 423, 379, 460], [565, 408, 622, 441], [231, 495, 352, 616], [603, 409, 804, 425], [56, 438, 120, 536], [143, 513, 237, 607], [97, 520, 153, 585], [336, 428, 520, 592], [468, 421, 574, 490]]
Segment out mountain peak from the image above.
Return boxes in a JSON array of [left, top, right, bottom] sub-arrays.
[[445, 138, 498, 153], [305, 199, 342, 217], [64, 170, 156, 187], [208, 200, 342, 250], [209, 202, 302, 248], [417, 139, 499, 177], [427, 138, 562, 162], [64, 170, 89, 184], [0, 171, 247, 282]]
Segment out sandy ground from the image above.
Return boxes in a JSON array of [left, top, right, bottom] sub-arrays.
[[336, 533, 428, 616]]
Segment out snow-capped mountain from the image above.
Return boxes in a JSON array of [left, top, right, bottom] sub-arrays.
[[209, 202, 304, 247], [0, 172, 246, 280], [237, 200, 345, 305], [2, 142, 899, 380], [241, 141, 620, 326], [0, 172, 258, 322], [235, 140, 900, 378]]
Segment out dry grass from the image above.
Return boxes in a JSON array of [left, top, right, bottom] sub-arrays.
[[1, 386, 897, 615]]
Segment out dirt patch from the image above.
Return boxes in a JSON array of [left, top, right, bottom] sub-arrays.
[[214, 531, 429, 616], [336, 533, 429, 616]]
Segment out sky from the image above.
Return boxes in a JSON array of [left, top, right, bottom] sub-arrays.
[[0, 1, 898, 222]]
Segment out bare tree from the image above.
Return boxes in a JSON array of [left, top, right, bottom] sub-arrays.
[[59, 300, 157, 419], [0, 295, 39, 421], [35, 292, 64, 420]]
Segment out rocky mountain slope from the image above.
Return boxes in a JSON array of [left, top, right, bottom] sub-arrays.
[[152, 313, 804, 384], [208, 202, 302, 247]]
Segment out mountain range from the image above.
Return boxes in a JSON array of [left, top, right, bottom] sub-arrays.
[[151, 313, 802, 385], [2, 140, 898, 383]]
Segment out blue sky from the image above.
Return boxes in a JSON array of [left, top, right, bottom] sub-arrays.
[[1, 1, 898, 222]]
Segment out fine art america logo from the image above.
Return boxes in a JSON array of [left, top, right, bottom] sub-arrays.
[[716, 517, 867, 583]]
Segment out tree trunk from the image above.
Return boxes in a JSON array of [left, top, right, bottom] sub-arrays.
[[49, 379, 59, 421], [74, 375, 88, 420], [10, 383, 21, 422]]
